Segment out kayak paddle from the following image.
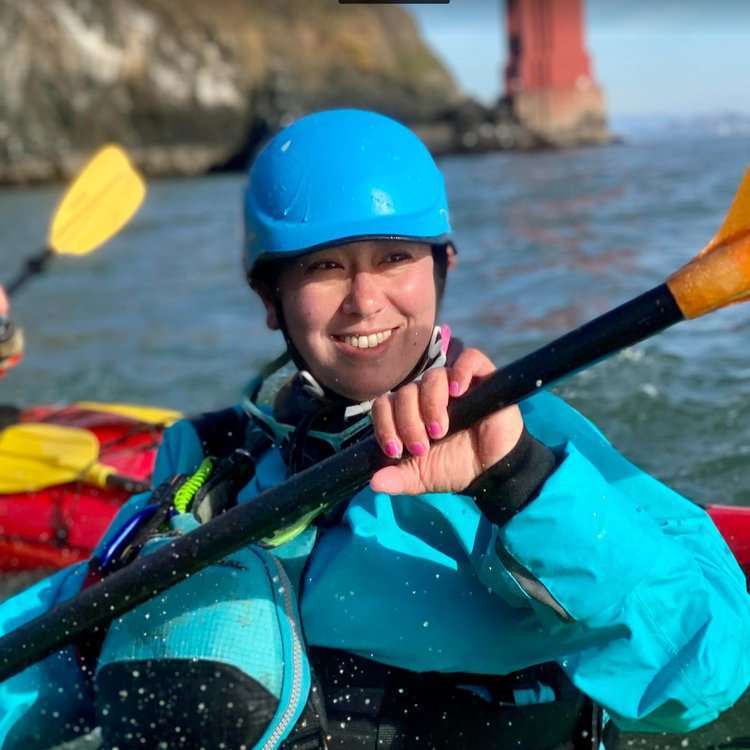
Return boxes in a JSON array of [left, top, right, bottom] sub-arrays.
[[0, 423, 149, 495], [4, 145, 146, 298], [2, 168, 750, 682], [0, 402, 179, 494]]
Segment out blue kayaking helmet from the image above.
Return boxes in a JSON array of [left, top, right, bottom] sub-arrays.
[[243, 109, 452, 275]]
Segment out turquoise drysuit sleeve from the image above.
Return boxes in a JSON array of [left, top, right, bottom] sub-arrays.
[[472, 390, 750, 734]]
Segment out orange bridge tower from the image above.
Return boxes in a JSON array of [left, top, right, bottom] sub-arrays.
[[504, 0, 609, 146]]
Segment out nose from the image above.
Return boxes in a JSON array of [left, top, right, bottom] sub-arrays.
[[341, 271, 385, 317]]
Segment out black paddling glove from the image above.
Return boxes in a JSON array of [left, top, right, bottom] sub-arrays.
[[464, 427, 559, 527]]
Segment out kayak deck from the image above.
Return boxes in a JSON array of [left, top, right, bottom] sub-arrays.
[[0, 403, 171, 571]]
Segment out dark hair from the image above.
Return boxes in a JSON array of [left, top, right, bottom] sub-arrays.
[[431, 243, 449, 307]]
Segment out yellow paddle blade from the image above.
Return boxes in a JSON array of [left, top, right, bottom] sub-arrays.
[[0, 423, 99, 493], [49, 145, 146, 256], [668, 169, 750, 319], [73, 401, 182, 426]]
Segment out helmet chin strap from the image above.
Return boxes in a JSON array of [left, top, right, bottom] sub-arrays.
[[293, 324, 449, 420]]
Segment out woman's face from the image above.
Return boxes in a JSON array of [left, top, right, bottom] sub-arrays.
[[266, 240, 437, 402]]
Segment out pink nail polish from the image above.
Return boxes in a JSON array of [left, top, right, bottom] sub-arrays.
[[385, 440, 401, 458], [428, 421, 442, 438], [449, 381, 461, 397], [409, 442, 426, 457]]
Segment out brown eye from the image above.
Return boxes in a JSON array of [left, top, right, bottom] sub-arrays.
[[384, 252, 411, 264], [306, 260, 340, 274]]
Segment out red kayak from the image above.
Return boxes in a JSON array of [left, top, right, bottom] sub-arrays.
[[1, 402, 750, 581], [0, 402, 178, 571], [705, 503, 750, 579]]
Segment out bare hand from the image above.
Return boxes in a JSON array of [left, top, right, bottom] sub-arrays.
[[370, 348, 524, 495]]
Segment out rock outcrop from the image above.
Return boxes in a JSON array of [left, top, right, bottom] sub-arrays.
[[0, 0, 597, 185], [0, 0, 478, 183]]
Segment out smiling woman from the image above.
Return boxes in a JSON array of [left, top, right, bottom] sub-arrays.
[[244, 107, 454, 406], [0, 110, 749, 750]]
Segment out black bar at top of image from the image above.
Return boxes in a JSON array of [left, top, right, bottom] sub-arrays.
[[339, 1, 449, 4]]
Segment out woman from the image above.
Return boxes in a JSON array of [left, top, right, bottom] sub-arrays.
[[1, 109, 748, 750]]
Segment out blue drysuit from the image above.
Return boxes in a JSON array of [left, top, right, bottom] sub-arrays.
[[0, 389, 749, 748]]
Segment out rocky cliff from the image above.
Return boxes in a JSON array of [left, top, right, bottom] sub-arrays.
[[2, 0, 528, 184]]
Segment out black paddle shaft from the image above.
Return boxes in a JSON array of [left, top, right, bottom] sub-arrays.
[[5, 248, 54, 298], [0, 283, 684, 682]]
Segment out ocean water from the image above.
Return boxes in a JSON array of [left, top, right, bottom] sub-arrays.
[[1, 131, 750, 748], [4, 133, 750, 505]]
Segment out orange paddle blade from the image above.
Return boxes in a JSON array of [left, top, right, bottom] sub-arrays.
[[668, 169, 750, 319]]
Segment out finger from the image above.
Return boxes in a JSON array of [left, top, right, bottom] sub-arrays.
[[448, 348, 495, 398], [371, 461, 422, 496], [393, 383, 431, 457], [371, 394, 402, 459], [371, 465, 406, 495], [418, 367, 449, 440]]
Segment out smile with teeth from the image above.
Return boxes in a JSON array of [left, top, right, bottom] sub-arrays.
[[335, 328, 394, 349]]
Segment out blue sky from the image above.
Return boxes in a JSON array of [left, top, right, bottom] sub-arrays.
[[406, 1, 750, 118]]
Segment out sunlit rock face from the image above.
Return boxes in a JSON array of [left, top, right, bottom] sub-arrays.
[[0, 0, 468, 183]]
